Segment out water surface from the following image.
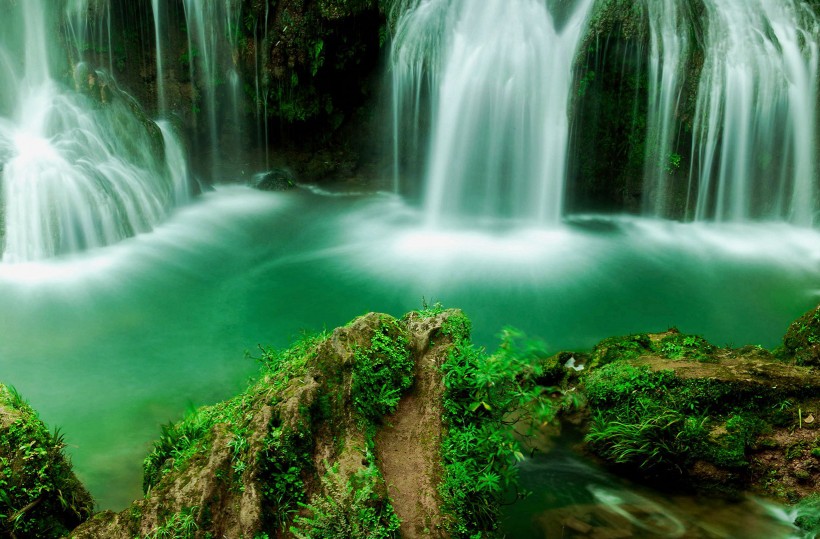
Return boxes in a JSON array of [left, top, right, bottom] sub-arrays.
[[1, 185, 818, 512]]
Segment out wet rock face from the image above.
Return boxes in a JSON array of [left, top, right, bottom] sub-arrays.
[[783, 304, 820, 367], [0, 384, 94, 539]]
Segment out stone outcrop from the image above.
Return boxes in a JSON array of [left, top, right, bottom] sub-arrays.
[[0, 385, 93, 539], [69, 310, 455, 538]]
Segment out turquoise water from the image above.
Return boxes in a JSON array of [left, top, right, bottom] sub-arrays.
[[1, 185, 819, 511]]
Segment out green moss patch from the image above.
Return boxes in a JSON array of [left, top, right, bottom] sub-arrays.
[[783, 304, 820, 367]]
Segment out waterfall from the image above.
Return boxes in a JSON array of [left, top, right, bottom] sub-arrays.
[[0, 0, 189, 262], [642, 0, 691, 218], [180, 0, 245, 178], [687, 0, 819, 225], [392, 0, 595, 226], [64, 0, 114, 74], [151, 0, 166, 115]]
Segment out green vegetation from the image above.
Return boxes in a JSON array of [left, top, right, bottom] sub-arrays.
[[0, 385, 93, 539], [436, 313, 555, 538], [139, 313, 411, 537], [141, 332, 325, 534], [783, 304, 820, 366], [584, 362, 774, 481], [144, 506, 199, 539], [656, 332, 716, 362], [239, 0, 386, 135], [590, 329, 716, 368], [291, 462, 400, 539], [351, 318, 413, 423]]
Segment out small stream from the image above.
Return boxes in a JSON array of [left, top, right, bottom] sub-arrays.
[[507, 444, 808, 538]]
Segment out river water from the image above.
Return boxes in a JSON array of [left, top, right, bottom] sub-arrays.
[[1, 185, 819, 523]]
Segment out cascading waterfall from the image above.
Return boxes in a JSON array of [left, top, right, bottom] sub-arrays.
[[392, 0, 595, 226], [150, 0, 166, 116], [642, 0, 691, 218], [64, 0, 114, 75], [0, 0, 189, 262], [180, 0, 245, 177], [686, 0, 819, 225]]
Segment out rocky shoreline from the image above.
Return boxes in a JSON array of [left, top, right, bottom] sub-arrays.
[[2, 305, 819, 538]]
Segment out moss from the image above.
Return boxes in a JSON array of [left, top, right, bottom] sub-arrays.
[[588, 329, 718, 368], [0, 385, 94, 539], [589, 333, 653, 368], [783, 304, 820, 367], [583, 362, 778, 482], [794, 494, 820, 536], [656, 331, 717, 362]]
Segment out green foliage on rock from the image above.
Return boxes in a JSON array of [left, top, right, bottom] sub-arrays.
[[783, 304, 820, 367], [656, 332, 717, 362], [291, 462, 400, 539], [351, 318, 413, 423], [583, 361, 781, 483], [586, 0, 649, 41], [143, 506, 199, 539], [138, 313, 412, 537], [0, 385, 93, 539], [590, 329, 717, 368], [238, 0, 386, 136], [437, 314, 555, 538]]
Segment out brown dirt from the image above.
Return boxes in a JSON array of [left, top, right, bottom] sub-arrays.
[[374, 311, 453, 538], [748, 402, 820, 501]]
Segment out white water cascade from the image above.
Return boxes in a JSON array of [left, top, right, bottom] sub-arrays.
[[642, 0, 691, 217], [180, 0, 245, 177], [392, 0, 595, 226], [0, 0, 189, 262], [687, 0, 819, 225], [64, 0, 114, 74], [151, 0, 167, 116]]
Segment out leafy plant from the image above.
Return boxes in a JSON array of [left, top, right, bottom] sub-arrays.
[[258, 427, 313, 533], [351, 319, 413, 423], [657, 332, 716, 362], [144, 506, 199, 539], [586, 399, 704, 472], [143, 408, 213, 492], [438, 317, 554, 537], [290, 462, 400, 539]]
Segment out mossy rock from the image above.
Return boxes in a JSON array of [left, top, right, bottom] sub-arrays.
[[0, 384, 94, 538], [588, 329, 719, 369], [588, 333, 652, 368], [783, 304, 820, 367], [580, 321, 820, 498], [251, 168, 297, 191], [69, 311, 442, 538]]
